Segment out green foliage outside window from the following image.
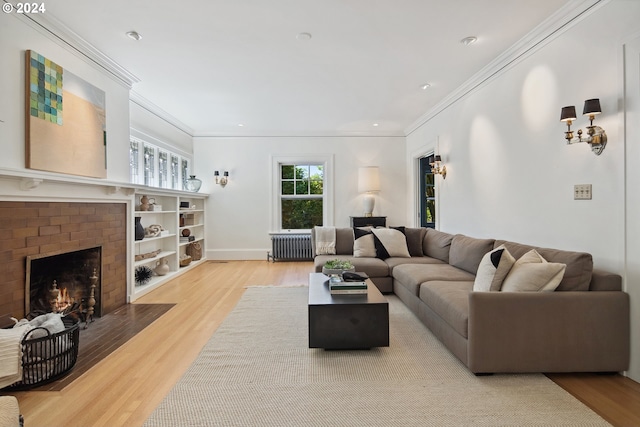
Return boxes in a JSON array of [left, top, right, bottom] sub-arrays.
[[281, 164, 323, 229]]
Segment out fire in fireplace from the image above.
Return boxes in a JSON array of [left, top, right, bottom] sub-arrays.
[[25, 246, 102, 323]]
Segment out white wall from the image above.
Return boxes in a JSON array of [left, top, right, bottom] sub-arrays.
[[130, 101, 193, 157], [406, 0, 640, 381], [193, 136, 406, 260], [0, 14, 131, 182]]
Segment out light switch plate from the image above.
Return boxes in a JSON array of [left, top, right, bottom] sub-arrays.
[[574, 184, 592, 200]]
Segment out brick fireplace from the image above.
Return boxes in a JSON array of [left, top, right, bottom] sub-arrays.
[[0, 201, 127, 327]]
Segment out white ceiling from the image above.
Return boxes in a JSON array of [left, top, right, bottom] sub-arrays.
[[35, 0, 572, 137]]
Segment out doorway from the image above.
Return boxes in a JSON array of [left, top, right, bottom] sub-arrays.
[[418, 155, 436, 228]]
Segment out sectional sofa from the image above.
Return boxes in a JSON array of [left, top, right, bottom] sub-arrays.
[[311, 227, 630, 374]]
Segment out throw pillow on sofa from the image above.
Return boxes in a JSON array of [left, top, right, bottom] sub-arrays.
[[353, 227, 376, 257], [501, 249, 566, 292], [393, 226, 426, 257], [473, 245, 516, 292], [371, 227, 410, 259]]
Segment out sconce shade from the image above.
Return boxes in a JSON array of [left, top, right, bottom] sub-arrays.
[[583, 98, 601, 116], [214, 171, 219, 177], [358, 166, 380, 193], [224, 171, 229, 177], [560, 106, 577, 122], [434, 155, 442, 162]]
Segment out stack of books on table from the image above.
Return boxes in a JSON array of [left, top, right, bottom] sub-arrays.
[[329, 278, 368, 295]]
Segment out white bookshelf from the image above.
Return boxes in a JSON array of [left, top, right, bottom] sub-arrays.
[[131, 191, 207, 301]]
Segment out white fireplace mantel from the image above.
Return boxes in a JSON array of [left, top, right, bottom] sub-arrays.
[[0, 167, 206, 201]]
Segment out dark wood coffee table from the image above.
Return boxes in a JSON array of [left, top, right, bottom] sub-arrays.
[[308, 272, 389, 349]]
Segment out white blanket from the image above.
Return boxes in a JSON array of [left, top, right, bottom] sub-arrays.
[[315, 226, 336, 255], [0, 324, 31, 389]]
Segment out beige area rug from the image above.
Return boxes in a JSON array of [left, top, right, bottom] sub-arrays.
[[145, 287, 610, 427]]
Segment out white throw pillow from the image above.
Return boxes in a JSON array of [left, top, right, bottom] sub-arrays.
[[371, 228, 410, 259], [353, 228, 376, 257], [501, 249, 566, 292], [473, 245, 516, 292]]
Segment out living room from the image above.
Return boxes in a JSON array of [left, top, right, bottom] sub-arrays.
[[1, 0, 640, 425]]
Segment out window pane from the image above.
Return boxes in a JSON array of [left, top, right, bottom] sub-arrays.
[[310, 179, 323, 195], [295, 166, 308, 179], [143, 144, 155, 186], [425, 173, 434, 187], [158, 151, 168, 188], [129, 140, 139, 184], [181, 159, 189, 190], [309, 165, 323, 180], [426, 199, 436, 224], [281, 199, 323, 229], [281, 165, 294, 179], [296, 180, 309, 194], [426, 186, 435, 198], [170, 155, 179, 189], [282, 181, 294, 195]]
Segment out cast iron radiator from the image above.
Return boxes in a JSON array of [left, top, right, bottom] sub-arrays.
[[268, 233, 312, 261]]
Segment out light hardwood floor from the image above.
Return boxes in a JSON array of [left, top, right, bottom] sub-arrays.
[[6, 261, 640, 427]]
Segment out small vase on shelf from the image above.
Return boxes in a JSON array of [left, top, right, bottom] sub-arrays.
[[154, 259, 170, 276], [185, 175, 202, 192], [135, 217, 145, 241]]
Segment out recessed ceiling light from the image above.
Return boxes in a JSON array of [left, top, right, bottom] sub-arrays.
[[373, 123, 379, 127], [460, 36, 477, 46], [238, 124, 244, 127], [421, 83, 431, 90], [126, 31, 142, 41], [296, 32, 312, 41]]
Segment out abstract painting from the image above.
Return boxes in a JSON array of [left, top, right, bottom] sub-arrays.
[[26, 50, 107, 178]]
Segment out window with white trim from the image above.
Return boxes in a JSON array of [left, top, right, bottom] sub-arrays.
[[280, 164, 324, 229], [272, 155, 334, 231]]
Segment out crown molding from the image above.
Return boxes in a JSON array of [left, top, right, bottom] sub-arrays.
[[13, 10, 140, 88], [404, 0, 609, 136]]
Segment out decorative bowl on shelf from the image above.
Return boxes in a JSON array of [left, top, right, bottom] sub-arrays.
[[179, 255, 192, 267]]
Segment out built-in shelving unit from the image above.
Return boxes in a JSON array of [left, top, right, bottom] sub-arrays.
[[131, 190, 207, 301]]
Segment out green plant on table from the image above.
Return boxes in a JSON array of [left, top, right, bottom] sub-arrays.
[[323, 259, 353, 270]]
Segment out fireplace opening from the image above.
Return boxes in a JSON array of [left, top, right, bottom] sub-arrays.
[[26, 246, 102, 323]]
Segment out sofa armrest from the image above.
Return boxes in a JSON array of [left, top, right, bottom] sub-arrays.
[[467, 291, 629, 373]]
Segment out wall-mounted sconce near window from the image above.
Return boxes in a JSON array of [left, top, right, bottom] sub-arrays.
[[560, 98, 607, 155], [214, 171, 229, 187], [358, 166, 380, 217], [430, 155, 447, 179]]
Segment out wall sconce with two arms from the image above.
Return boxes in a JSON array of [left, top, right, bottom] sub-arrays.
[[430, 155, 447, 178], [214, 171, 229, 187], [560, 98, 607, 155]]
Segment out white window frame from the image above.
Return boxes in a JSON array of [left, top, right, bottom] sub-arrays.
[[270, 154, 334, 232]]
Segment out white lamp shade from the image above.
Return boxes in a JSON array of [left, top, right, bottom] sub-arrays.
[[358, 166, 380, 193]]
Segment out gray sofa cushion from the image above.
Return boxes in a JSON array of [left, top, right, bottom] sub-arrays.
[[392, 263, 475, 295], [420, 281, 474, 338], [449, 234, 495, 275], [385, 256, 444, 274], [423, 229, 454, 263], [495, 240, 593, 291], [335, 228, 355, 255]]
